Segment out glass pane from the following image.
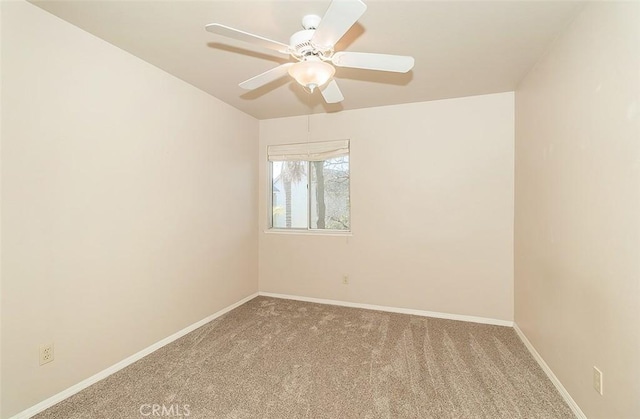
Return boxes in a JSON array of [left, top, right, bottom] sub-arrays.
[[271, 161, 308, 229], [310, 156, 350, 230]]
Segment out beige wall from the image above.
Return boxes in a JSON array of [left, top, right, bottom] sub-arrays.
[[259, 93, 514, 321], [515, 2, 640, 418], [7, 1, 637, 418], [0, 2, 258, 417]]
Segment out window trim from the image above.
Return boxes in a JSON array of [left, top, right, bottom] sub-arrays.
[[267, 141, 351, 233], [264, 228, 353, 237]]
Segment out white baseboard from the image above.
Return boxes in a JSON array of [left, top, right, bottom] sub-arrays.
[[513, 323, 586, 419], [258, 292, 514, 327], [10, 292, 259, 419], [17, 293, 567, 419]]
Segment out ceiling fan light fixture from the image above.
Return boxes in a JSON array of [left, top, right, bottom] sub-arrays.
[[288, 58, 335, 93]]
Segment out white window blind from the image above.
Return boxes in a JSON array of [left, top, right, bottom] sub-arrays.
[[267, 140, 349, 162]]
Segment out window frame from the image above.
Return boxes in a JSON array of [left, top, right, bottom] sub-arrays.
[[267, 142, 351, 234]]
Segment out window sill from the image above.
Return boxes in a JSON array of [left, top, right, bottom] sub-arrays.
[[263, 229, 352, 237]]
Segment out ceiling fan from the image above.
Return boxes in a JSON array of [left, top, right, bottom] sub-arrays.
[[205, 0, 415, 104]]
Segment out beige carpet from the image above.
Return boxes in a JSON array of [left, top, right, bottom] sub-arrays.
[[35, 296, 575, 418]]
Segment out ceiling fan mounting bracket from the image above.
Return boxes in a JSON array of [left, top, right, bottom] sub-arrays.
[[301, 15, 321, 30]]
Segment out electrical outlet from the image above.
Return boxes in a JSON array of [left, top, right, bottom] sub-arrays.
[[39, 343, 54, 365], [593, 366, 603, 395], [342, 275, 349, 285]]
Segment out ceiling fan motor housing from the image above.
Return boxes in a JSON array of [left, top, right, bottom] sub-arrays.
[[290, 29, 317, 58], [290, 15, 332, 60]]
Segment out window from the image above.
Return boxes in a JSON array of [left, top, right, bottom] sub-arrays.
[[269, 140, 350, 231]]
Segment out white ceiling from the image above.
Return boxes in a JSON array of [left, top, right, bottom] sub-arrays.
[[30, 0, 583, 120]]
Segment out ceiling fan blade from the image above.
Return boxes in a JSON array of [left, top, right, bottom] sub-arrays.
[[311, 0, 367, 49], [239, 63, 294, 90], [331, 51, 414, 73], [320, 79, 344, 104], [205, 23, 290, 54]]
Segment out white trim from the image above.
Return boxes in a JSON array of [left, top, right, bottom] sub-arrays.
[[263, 229, 352, 237], [10, 292, 259, 419], [513, 323, 586, 419], [258, 292, 513, 327]]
